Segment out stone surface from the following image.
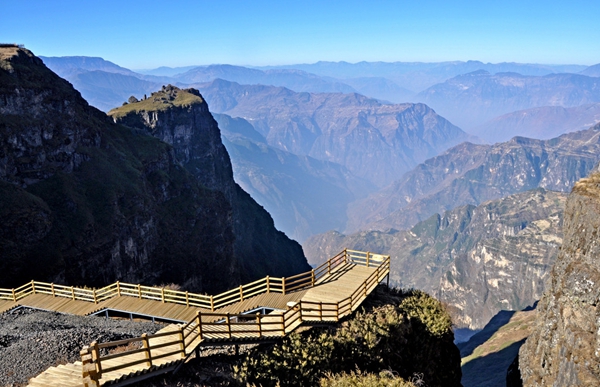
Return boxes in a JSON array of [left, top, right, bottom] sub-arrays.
[[519, 171, 600, 386]]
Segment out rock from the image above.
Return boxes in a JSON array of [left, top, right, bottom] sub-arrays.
[[518, 171, 600, 386]]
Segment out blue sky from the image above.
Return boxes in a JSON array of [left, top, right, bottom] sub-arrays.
[[2, 0, 599, 69]]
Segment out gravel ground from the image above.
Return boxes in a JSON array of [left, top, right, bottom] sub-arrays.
[[0, 308, 164, 387]]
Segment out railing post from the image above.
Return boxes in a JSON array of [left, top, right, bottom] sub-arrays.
[[266, 276, 270, 293], [366, 252, 370, 267], [239, 285, 244, 301], [281, 313, 285, 334], [196, 311, 203, 338], [319, 302, 323, 320], [226, 313, 232, 339], [161, 288, 165, 303], [138, 284, 142, 299], [81, 346, 100, 387], [311, 270, 315, 286], [71, 286, 75, 300], [344, 248, 348, 263], [91, 341, 102, 376], [186, 291, 189, 307], [116, 281, 121, 297], [178, 327, 185, 357], [51, 283, 55, 297], [335, 302, 339, 320], [12, 288, 16, 302], [141, 333, 152, 367], [328, 260, 331, 275], [210, 295, 214, 311], [31, 280, 35, 294], [93, 289, 97, 304], [256, 313, 262, 338], [282, 277, 286, 295]]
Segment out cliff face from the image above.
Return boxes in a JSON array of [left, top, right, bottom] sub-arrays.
[[109, 86, 310, 280], [519, 171, 600, 386], [304, 188, 566, 329], [0, 47, 239, 291]]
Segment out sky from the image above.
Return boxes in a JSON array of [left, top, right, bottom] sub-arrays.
[[2, 0, 600, 69]]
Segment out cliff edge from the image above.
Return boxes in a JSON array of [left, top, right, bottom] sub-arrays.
[[519, 171, 600, 386]]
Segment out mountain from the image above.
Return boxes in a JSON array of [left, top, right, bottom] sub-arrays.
[[416, 70, 600, 129], [176, 64, 356, 93], [581, 63, 600, 77], [473, 103, 600, 143], [136, 65, 199, 77], [264, 61, 587, 92], [214, 113, 373, 242], [195, 79, 471, 187], [518, 170, 600, 386], [346, 125, 600, 233], [107, 85, 309, 280], [303, 188, 566, 330], [39, 55, 137, 78], [0, 46, 308, 292], [340, 76, 415, 103]]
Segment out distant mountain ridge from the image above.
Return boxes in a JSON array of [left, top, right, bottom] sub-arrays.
[[346, 124, 600, 233], [215, 113, 373, 241], [416, 70, 600, 129], [195, 79, 470, 187], [474, 103, 600, 143]]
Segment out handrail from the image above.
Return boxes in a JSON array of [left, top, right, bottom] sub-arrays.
[[79, 252, 390, 387]]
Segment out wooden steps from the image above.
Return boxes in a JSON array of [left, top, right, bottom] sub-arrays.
[[14, 249, 391, 387]]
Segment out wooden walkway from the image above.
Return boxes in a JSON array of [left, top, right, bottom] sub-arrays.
[[0, 249, 389, 387]]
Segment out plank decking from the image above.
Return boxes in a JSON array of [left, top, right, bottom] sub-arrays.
[[0, 249, 389, 387]]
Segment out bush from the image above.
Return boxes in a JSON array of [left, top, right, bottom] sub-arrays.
[[320, 370, 416, 387], [234, 286, 461, 387]]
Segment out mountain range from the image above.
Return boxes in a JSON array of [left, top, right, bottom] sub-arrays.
[[345, 125, 600, 233], [194, 79, 470, 188], [416, 70, 600, 130], [304, 188, 566, 330]]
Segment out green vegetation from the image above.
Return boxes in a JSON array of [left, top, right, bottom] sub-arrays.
[[320, 370, 416, 387], [108, 85, 204, 119], [234, 287, 461, 387]]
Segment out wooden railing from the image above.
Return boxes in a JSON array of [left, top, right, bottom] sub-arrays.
[[79, 250, 390, 387], [0, 249, 376, 314]]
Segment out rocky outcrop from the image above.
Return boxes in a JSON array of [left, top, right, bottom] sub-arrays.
[[519, 171, 600, 386], [109, 85, 310, 280], [304, 188, 566, 329]]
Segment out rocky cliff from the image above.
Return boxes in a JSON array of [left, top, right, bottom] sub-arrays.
[[304, 189, 566, 329], [0, 46, 307, 292], [518, 171, 600, 386], [108, 85, 309, 280]]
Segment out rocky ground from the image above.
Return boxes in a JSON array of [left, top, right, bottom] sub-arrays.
[[0, 308, 163, 387]]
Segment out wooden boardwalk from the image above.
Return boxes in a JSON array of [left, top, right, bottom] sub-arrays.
[[0, 249, 389, 387]]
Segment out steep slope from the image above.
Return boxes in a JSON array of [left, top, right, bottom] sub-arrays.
[[215, 113, 373, 242], [108, 85, 310, 280], [518, 171, 600, 386], [196, 79, 470, 187], [416, 70, 600, 129], [474, 103, 600, 143], [0, 46, 236, 291], [304, 189, 566, 329], [347, 126, 600, 233]]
